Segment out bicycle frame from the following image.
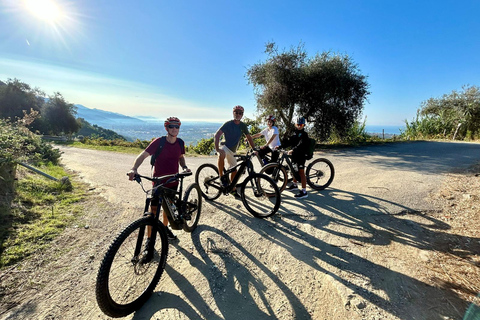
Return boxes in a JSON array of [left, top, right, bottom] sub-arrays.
[[132, 172, 191, 257], [225, 153, 257, 189], [263, 150, 301, 182]]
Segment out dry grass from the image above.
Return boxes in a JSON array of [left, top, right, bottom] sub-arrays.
[[422, 163, 480, 304]]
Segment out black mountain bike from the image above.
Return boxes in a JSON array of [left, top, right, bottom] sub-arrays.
[[195, 148, 281, 218], [257, 149, 335, 193], [95, 171, 201, 318]]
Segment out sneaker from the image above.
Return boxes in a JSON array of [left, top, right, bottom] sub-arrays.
[[140, 238, 154, 263], [220, 175, 229, 187], [230, 189, 242, 200], [286, 183, 298, 190], [294, 190, 308, 199], [166, 228, 177, 241]]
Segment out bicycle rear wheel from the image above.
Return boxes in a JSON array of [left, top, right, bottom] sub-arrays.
[[182, 183, 202, 232], [259, 163, 288, 193], [195, 163, 222, 201], [240, 173, 281, 218], [96, 217, 168, 318], [306, 158, 335, 190]]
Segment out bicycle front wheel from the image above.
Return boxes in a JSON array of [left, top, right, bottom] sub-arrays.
[[259, 163, 288, 193], [306, 158, 335, 190], [195, 163, 222, 201], [95, 217, 168, 318], [182, 183, 202, 232], [240, 173, 281, 218]]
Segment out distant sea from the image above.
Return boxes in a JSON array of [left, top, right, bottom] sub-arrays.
[[101, 120, 405, 145], [103, 120, 222, 146]]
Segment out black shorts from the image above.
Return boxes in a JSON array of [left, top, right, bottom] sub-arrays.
[[258, 147, 279, 163], [292, 154, 306, 169]]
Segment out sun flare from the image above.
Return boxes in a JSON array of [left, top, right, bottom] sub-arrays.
[[24, 0, 62, 23]]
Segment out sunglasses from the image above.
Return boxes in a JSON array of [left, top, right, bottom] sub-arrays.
[[234, 111, 244, 115], [167, 125, 180, 129]]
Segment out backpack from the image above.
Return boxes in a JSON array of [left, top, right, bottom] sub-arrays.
[[150, 136, 185, 167], [306, 137, 316, 160]]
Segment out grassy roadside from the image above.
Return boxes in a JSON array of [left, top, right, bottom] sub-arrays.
[[0, 165, 87, 268], [55, 141, 144, 154]]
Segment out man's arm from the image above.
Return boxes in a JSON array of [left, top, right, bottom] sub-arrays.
[[214, 129, 224, 153], [127, 151, 149, 180], [245, 134, 255, 149], [178, 154, 191, 172]]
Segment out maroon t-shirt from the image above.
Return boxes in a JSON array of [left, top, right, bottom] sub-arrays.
[[145, 137, 184, 187]]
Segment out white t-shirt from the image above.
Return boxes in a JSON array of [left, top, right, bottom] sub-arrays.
[[260, 126, 281, 149]]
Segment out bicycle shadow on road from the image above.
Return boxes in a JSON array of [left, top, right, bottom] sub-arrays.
[[129, 188, 477, 320], [272, 187, 478, 318], [132, 200, 312, 320]]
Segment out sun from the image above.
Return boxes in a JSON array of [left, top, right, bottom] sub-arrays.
[[23, 0, 62, 23]]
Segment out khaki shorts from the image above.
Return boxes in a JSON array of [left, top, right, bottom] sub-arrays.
[[219, 145, 237, 169]]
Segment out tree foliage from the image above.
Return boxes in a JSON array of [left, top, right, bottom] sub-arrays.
[[0, 79, 45, 120], [418, 85, 480, 140], [247, 42, 370, 141], [37, 93, 80, 135], [0, 79, 81, 136]]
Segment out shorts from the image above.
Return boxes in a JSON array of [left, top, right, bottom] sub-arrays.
[[292, 153, 306, 170], [219, 145, 237, 169]]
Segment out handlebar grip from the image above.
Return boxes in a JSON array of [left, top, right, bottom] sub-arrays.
[[178, 171, 193, 177]]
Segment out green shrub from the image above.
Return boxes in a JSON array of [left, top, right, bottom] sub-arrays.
[[189, 137, 215, 155], [0, 118, 60, 165]]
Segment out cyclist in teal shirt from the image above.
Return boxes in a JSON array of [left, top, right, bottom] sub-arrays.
[[214, 105, 255, 198]]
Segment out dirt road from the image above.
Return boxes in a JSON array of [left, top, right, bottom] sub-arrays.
[[2, 141, 480, 319]]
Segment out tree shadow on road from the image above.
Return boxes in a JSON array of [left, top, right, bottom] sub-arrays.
[[272, 187, 478, 318], [328, 140, 480, 175]]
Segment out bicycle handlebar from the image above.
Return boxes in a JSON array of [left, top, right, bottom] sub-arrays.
[[233, 148, 260, 160], [128, 171, 192, 185]]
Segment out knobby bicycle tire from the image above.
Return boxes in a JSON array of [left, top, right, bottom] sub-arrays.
[[182, 183, 202, 232], [195, 163, 222, 201], [240, 173, 281, 218], [259, 163, 288, 193], [95, 217, 168, 318], [306, 158, 335, 190]]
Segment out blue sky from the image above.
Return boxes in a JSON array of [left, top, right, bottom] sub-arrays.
[[1, 0, 479, 126]]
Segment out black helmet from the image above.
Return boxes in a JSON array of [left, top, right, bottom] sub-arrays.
[[296, 117, 306, 125]]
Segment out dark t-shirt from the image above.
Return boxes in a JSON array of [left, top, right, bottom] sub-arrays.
[[282, 129, 309, 162], [145, 137, 184, 187], [220, 120, 249, 152]]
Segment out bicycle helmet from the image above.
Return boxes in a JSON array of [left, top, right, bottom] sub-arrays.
[[296, 116, 306, 125], [233, 105, 244, 113], [265, 115, 276, 123], [164, 116, 181, 127]]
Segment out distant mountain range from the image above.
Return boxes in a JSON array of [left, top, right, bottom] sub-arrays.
[[74, 104, 145, 128]]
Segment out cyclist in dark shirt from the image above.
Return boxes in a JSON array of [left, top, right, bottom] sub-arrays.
[[282, 116, 309, 199], [214, 105, 255, 198]]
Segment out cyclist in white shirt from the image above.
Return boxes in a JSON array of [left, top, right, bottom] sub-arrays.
[[251, 115, 281, 164]]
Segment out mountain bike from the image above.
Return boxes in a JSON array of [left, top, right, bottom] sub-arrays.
[[95, 171, 201, 318], [257, 149, 335, 193], [195, 148, 281, 218]]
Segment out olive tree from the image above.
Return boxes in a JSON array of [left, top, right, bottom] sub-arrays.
[[420, 85, 480, 140], [247, 42, 370, 141]]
